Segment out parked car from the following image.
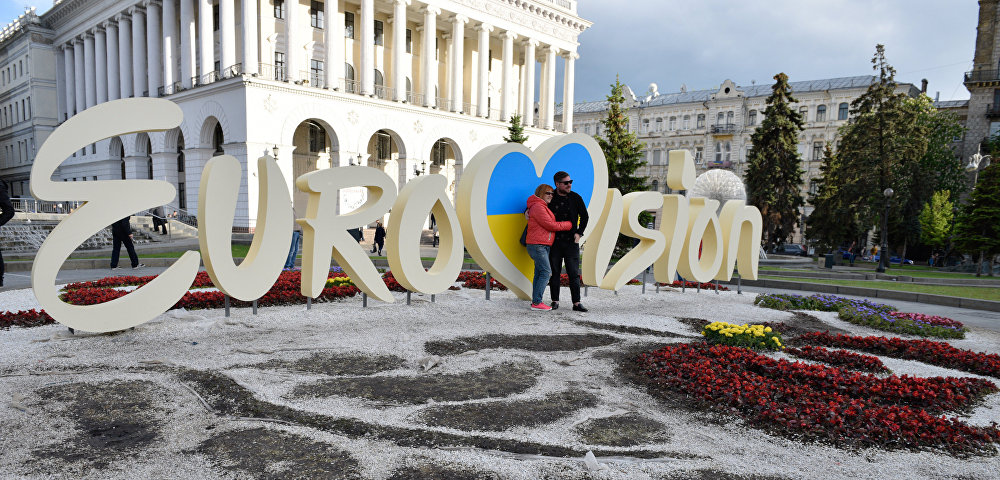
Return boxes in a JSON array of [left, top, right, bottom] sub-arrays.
[[771, 244, 808, 256], [872, 254, 914, 265]]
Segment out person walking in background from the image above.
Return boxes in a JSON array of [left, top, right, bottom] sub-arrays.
[[0, 179, 15, 287], [110, 216, 144, 270], [151, 206, 167, 234], [431, 214, 439, 247], [372, 221, 386, 256], [848, 240, 857, 267], [525, 184, 573, 311], [284, 225, 301, 270], [547, 171, 589, 312]]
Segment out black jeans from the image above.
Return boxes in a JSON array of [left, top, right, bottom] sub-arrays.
[[0, 246, 5, 285], [549, 241, 581, 303], [111, 234, 139, 268]]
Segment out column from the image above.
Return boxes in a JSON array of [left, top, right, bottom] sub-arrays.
[[392, 0, 409, 101], [562, 52, 576, 133], [62, 44, 76, 118], [181, 0, 196, 87], [118, 14, 134, 98], [544, 46, 556, 129], [538, 47, 547, 124], [94, 27, 108, 104], [163, 0, 177, 89], [132, 6, 148, 96], [151, 151, 180, 199], [421, 6, 438, 107], [450, 15, 466, 112], [500, 30, 516, 121], [73, 39, 86, 114], [220, 0, 236, 73], [84, 33, 97, 108], [522, 39, 536, 126], [146, 1, 162, 95], [242, 0, 258, 75], [285, 0, 299, 81], [199, 0, 214, 80], [476, 23, 492, 117], [360, 0, 374, 95], [106, 21, 121, 100]]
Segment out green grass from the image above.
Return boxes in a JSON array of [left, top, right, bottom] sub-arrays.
[[73, 245, 478, 263], [762, 264, 990, 280], [759, 275, 1000, 302]]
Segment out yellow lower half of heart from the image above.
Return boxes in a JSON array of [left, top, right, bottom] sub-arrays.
[[487, 213, 534, 281]]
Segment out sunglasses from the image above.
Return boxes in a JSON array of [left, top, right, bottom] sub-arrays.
[[543, 192, 554, 196], [559, 180, 573, 185]]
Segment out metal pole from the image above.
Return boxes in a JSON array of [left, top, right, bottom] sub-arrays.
[[224, 295, 230, 317], [584, 285, 588, 297], [737, 273, 742, 295], [252, 299, 258, 315], [696, 283, 700, 293], [307, 297, 312, 310], [485, 272, 491, 301], [406, 291, 411, 305], [363, 292, 368, 307], [641, 270, 647, 294], [715, 279, 720, 294], [431, 294, 435, 303]]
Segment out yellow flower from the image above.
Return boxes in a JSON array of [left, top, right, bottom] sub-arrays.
[[764, 327, 773, 333]]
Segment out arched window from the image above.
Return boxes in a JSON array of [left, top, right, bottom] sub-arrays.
[[724, 141, 731, 162], [642, 119, 650, 133], [651, 179, 659, 192], [431, 139, 449, 165], [799, 106, 809, 121], [374, 69, 385, 98], [213, 123, 224, 155], [345, 63, 356, 92], [177, 134, 186, 209], [669, 116, 677, 130], [748, 110, 757, 126], [715, 142, 722, 163], [838, 102, 849, 120], [816, 105, 827, 122], [655, 118, 662, 131], [405, 77, 412, 101]]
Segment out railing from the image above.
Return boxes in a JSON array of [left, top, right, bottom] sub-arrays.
[[9, 197, 84, 214], [435, 96, 450, 110], [374, 84, 393, 100], [221, 63, 243, 79], [707, 160, 734, 169], [343, 78, 360, 94], [301, 70, 326, 89], [710, 123, 738, 134], [407, 92, 424, 105], [553, 121, 564, 131], [965, 69, 1000, 83], [259, 63, 287, 82], [158, 81, 184, 96], [987, 104, 1000, 118], [462, 102, 473, 115]]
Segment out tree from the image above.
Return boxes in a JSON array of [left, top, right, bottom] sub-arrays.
[[504, 114, 529, 144], [596, 75, 647, 194], [807, 144, 866, 252], [953, 162, 1000, 276], [918, 190, 954, 252], [745, 72, 805, 247]]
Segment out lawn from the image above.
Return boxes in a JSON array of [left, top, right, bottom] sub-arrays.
[[761, 264, 991, 280], [75, 245, 478, 263], [759, 275, 1000, 302]]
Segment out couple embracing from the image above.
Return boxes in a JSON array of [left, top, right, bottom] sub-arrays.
[[524, 171, 588, 312]]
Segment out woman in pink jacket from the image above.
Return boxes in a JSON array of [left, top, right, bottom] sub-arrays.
[[525, 184, 573, 310]]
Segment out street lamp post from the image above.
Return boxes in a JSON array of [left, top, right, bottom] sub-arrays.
[[877, 187, 894, 273], [966, 145, 992, 186]]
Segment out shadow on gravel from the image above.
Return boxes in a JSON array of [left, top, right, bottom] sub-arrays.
[[575, 413, 670, 447], [253, 352, 406, 376], [419, 390, 598, 431], [388, 464, 502, 480], [196, 427, 360, 479], [424, 333, 620, 356]]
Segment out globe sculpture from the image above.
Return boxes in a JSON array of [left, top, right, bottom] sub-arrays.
[[687, 169, 747, 212]]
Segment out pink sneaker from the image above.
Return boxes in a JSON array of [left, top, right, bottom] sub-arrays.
[[530, 303, 552, 311]]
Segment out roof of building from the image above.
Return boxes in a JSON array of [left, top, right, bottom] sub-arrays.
[[558, 75, 921, 115], [933, 99, 969, 109]]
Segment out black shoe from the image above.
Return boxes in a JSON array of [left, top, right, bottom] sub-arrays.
[[551, 301, 559, 310], [132, 263, 146, 269], [572, 303, 588, 312]]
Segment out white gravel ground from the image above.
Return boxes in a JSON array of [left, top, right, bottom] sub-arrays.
[[1, 284, 999, 479]]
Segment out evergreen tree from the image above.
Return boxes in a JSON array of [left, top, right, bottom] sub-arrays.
[[807, 144, 866, 251], [504, 114, 529, 144], [954, 162, 1000, 276], [596, 76, 647, 194], [918, 190, 954, 251], [744, 72, 805, 247]]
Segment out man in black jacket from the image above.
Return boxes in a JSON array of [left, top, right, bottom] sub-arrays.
[[110, 216, 144, 270], [547, 171, 588, 312], [0, 180, 15, 287]]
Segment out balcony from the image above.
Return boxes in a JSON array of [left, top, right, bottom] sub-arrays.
[[987, 104, 1000, 119], [706, 160, 733, 170], [965, 69, 1000, 84], [710, 123, 738, 135]]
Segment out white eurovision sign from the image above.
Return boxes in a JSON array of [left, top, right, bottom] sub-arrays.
[[30, 99, 763, 333]]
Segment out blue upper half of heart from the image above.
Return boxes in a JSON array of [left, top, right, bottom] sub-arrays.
[[485, 143, 595, 216]]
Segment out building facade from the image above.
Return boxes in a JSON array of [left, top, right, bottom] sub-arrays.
[[0, 0, 590, 225], [963, 0, 1000, 166], [562, 76, 922, 244]]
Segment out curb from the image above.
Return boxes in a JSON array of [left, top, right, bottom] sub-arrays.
[[729, 277, 1000, 312]]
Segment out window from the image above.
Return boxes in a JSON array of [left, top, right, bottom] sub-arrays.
[[310, 59, 324, 86], [651, 179, 659, 192], [838, 102, 849, 120], [213, 124, 224, 155], [683, 115, 690, 129], [432, 139, 448, 165], [374, 20, 384, 46], [584, 124, 590, 134], [652, 149, 662, 165], [697, 114, 705, 128], [799, 106, 808, 121], [669, 116, 677, 130], [715, 142, 722, 163], [406, 29, 412, 53], [274, 52, 285, 80], [435, 37, 439, 60], [308, 122, 326, 152], [642, 119, 649, 134], [716, 112, 724, 125], [808, 181, 818, 196], [345, 63, 356, 92], [813, 141, 823, 161], [726, 111, 733, 125], [310, 1, 324, 28], [748, 110, 757, 126], [213, 4, 220, 30], [816, 105, 827, 122], [655, 118, 662, 131], [345, 12, 355, 39], [274, 0, 285, 19], [724, 142, 731, 162]]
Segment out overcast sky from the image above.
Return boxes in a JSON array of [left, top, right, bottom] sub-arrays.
[[1, 0, 980, 105]]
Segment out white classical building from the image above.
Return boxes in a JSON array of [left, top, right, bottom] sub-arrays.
[[0, 0, 590, 224], [562, 76, 923, 243]]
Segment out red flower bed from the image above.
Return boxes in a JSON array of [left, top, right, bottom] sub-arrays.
[[558, 273, 583, 286], [657, 280, 729, 291], [799, 332, 1000, 380], [456, 271, 507, 290], [0, 309, 55, 330], [785, 345, 890, 374], [381, 271, 408, 292], [637, 343, 1000, 454], [889, 311, 965, 329]]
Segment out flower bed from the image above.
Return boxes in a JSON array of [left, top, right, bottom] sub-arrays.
[[785, 345, 890, 374], [658, 281, 729, 291], [456, 271, 508, 291], [0, 309, 55, 330], [799, 332, 1000, 380], [636, 342, 1000, 454], [703, 321, 783, 351], [755, 294, 966, 339]]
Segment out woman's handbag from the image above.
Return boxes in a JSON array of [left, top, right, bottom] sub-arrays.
[[519, 226, 528, 246]]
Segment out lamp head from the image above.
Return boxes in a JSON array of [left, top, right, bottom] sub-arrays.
[[272, 145, 279, 158], [883, 187, 894, 198]]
